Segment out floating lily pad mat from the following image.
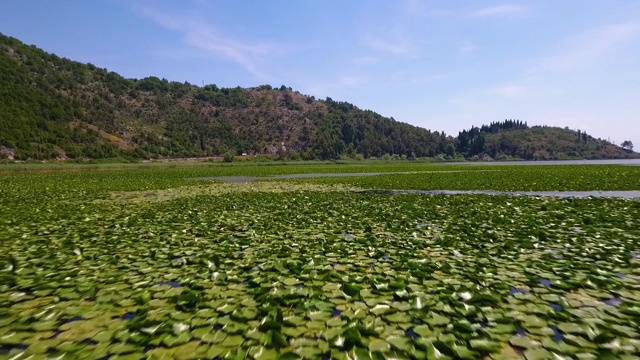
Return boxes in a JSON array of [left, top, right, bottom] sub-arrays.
[[188, 170, 496, 184], [291, 165, 640, 191], [1, 167, 640, 359]]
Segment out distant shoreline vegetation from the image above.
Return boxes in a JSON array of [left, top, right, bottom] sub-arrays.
[[1, 33, 637, 162]]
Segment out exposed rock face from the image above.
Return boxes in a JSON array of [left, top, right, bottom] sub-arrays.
[[0, 146, 15, 160]]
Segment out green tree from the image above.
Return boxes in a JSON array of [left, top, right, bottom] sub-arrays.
[[444, 143, 456, 158], [223, 151, 235, 162]]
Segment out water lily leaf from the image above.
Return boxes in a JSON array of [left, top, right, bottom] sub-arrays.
[[205, 345, 226, 359], [610, 325, 638, 338], [426, 343, 451, 359], [370, 304, 392, 316], [307, 311, 331, 322], [326, 317, 347, 327], [411, 296, 424, 310], [413, 325, 432, 337], [305, 321, 326, 330], [222, 334, 244, 347], [195, 308, 218, 318], [245, 328, 265, 341], [162, 332, 192, 347], [452, 345, 477, 360], [489, 323, 516, 334], [557, 323, 585, 335], [281, 326, 305, 338], [391, 302, 412, 312], [108, 342, 141, 355], [520, 315, 546, 328], [425, 313, 449, 327], [173, 322, 190, 335], [30, 321, 59, 332], [290, 337, 321, 348], [342, 283, 361, 297], [191, 327, 210, 339], [322, 283, 341, 292], [469, 339, 500, 351], [386, 336, 411, 351], [295, 346, 324, 358], [22, 338, 60, 354], [225, 322, 249, 335], [384, 312, 411, 324], [147, 347, 176, 359], [348, 347, 373, 360], [321, 327, 343, 341], [234, 307, 258, 321], [249, 346, 278, 360], [277, 352, 302, 360], [524, 348, 552, 360], [92, 330, 115, 343], [541, 339, 580, 354], [468, 293, 500, 305], [509, 336, 540, 349], [111, 352, 148, 360], [283, 278, 301, 286], [563, 335, 597, 349], [263, 330, 287, 349], [216, 303, 237, 314], [369, 339, 390, 352]]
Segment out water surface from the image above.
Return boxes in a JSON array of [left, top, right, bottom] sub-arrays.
[[357, 189, 640, 199]]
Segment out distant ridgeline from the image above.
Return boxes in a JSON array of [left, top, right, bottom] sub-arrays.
[[456, 120, 635, 160], [0, 32, 636, 161]]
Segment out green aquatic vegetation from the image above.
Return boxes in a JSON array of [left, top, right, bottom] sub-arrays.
[[1, 167, 640, 359], [294, 165, 640, 191], [104, 182, 357, 204]]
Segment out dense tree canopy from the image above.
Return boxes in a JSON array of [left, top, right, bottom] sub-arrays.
[[455, 120, 635, 160]]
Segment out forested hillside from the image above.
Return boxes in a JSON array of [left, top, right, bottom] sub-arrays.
[[456, 120, 636, 160], [0, 32, 635, 161], [0, 33, 452, 161]]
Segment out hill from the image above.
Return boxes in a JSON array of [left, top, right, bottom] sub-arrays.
[[0, 32, 636, 161], [456, 120, 637, 160], [0, 33, 451, 161]]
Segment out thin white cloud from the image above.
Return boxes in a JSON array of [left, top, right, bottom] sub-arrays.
[[387, 68, 449, 85], [470, 5, 529, 18], [365, 37, 409, 55], [447, 83, 530, 109], [488, 84, 530, 99], [303, 74, 369, 98], [337, 75, 368, 87], [534, 22, 640, 72], [406, 73, 449, 85], [138, 6, 274, 79], [403, 0, 452, 18]]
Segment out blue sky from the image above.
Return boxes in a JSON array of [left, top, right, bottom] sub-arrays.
[[2, 1, 639, 147]]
